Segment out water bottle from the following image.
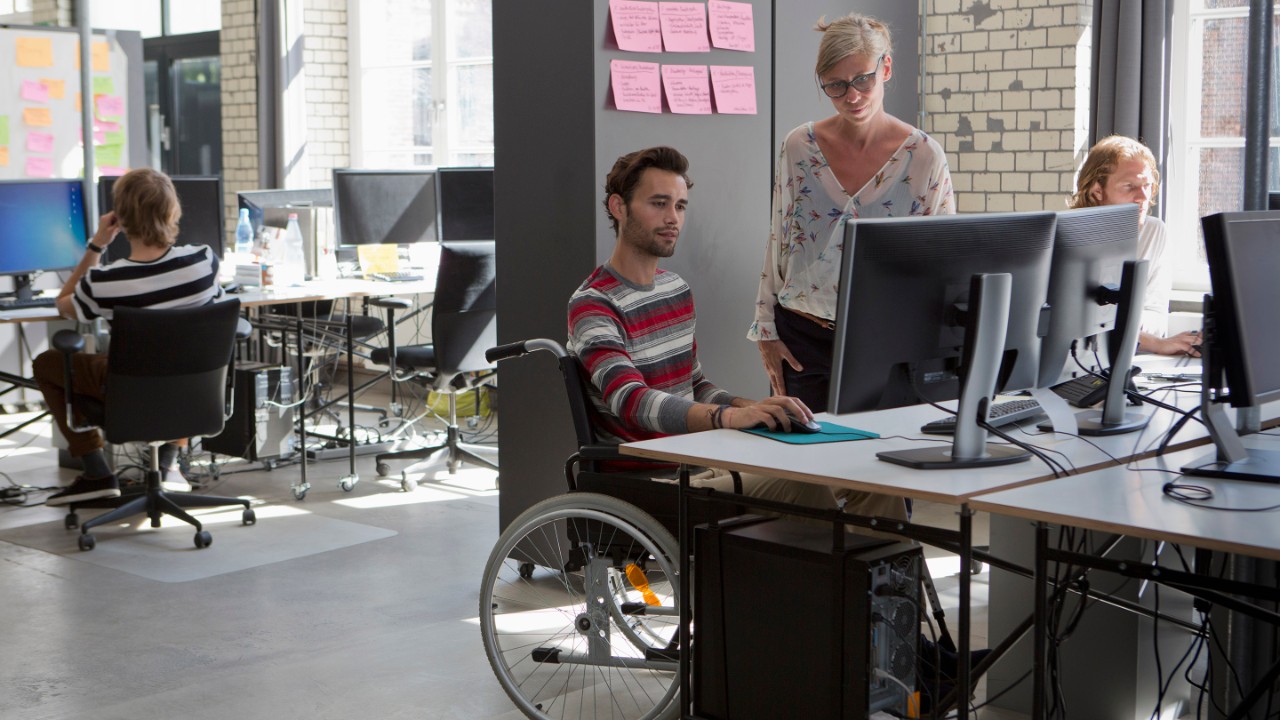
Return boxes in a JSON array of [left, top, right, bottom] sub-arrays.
[[235, 208, 254, 258], [277, 213, 306, 286]]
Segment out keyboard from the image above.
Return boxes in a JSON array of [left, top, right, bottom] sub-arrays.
[[920, 398, 1045, 435], [369, 271, 424, 282], [0, 296, 57, 310]]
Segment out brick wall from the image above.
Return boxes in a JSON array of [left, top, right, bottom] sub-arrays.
[[221, 0, 260, 248], [923, 0, 1092, 213], [302, 0, 350, 189], [31, 0, 70, 26]]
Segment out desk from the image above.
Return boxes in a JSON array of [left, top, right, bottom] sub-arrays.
[[620, 394, 1271, 720], [971, 440, 1280, 719]]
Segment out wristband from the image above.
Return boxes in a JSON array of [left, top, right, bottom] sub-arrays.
[[86, 240, 105, 253], [711, 404, 730, 429]]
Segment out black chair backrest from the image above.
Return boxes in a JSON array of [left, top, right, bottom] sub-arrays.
[[432, 240, 497, 378], [103, 299, 242, 445], [562, 354, 600, 449]]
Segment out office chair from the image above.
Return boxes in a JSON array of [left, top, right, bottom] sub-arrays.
[[54, 300, 256, 551], [370, 241, 498, 480]]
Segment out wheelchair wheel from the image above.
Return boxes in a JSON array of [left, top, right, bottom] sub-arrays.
[[480, 492, 681, 720]]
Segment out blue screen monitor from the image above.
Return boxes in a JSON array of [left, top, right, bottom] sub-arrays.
[[0, 179, 89, 301]]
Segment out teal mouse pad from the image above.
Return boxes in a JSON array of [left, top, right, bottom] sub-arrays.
[[741, 421, 879, 444]]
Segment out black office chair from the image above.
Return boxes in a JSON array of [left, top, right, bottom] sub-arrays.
[[370, 241, 498, 480], [54, 300, 256, 551]]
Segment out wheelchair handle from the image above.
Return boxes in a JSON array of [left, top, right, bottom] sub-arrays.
[[486, 338, 568, 363]]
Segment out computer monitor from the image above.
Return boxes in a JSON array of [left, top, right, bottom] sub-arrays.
[[1183, 210, 1280, 483], [0, 179, 89, 301], [828, 211, 1056, 469], [437, 167, 495, 241], [1035, 204, 1151, 436], [99, 175, 225, 262], [332, 169, 438, 246], [237, 188, 333, 233]]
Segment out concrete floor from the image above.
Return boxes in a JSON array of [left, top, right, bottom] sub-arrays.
[[0, 405, 1026, 720]]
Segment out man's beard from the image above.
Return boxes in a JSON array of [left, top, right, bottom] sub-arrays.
[[621, 214, 676, 258]]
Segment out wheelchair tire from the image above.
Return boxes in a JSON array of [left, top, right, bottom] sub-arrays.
[[479, 492, 681, 720]]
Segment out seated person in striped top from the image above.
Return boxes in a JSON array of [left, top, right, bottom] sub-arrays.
[[568, 146, 906, 521], [33, 168, 225, 506]]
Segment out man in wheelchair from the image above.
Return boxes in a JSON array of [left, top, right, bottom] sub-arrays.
[[567, 146, 906, 521]]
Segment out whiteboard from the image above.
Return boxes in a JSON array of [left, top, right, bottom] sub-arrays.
[[0, 26, 131, 181]]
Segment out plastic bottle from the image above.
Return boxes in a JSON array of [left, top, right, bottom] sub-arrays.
[[276, 213, 306, 286], [235, 208, 254, 258], [258, 231, 274, 289]]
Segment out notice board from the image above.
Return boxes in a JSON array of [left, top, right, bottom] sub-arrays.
[[0, 25, 140, 181]]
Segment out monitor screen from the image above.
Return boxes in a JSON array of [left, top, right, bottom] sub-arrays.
[[829, 211, 1056, 416], [333, 169, 437, 246], [1037, 204, 1140, 386], [437, 167, 494, 241], [99, 175, 225, 262], [1201, 210, 1280, 406], [237, 187, 333, 231], [0, 179, 89, 298]]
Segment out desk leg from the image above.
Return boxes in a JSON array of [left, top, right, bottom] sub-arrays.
[[344, 310, 358, 482], [958, 504, 972, 720], [296, 314, 309, 495], [1032, 521, 1048, 720], [678, 462, 691, 719]]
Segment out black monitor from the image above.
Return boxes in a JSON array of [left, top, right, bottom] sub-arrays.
[[0, 179, 89, 301], [1184, 211, 1280, 482], [1035, 204, 1150, 435], [99, 175, 225, 262], [237, 187, 333, 233], [1267, 192, 1280, 211], [828, 211, 1056, 469], [333, 168, 438, 246], [437, 167, 494, 241]]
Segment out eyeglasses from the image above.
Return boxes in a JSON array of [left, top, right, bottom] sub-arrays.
[[818, 55, 885, 99]]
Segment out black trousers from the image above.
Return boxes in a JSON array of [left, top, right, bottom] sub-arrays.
[[773, 304, 835, 413]]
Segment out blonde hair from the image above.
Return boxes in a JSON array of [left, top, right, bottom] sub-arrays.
[[814, 13, 892, 78], [112, 168, 181, 249], [1069, 135, 1160, 210]]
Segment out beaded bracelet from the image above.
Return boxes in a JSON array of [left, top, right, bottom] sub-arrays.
[[710, 404, 730, 429]]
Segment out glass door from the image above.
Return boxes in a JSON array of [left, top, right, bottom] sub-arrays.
[[143, 31, 221, 176]]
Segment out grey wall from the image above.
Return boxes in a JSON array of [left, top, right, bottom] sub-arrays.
[[494, 2, 920, 529]]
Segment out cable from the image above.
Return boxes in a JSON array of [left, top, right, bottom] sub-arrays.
[[980, 419, 1068, 478]]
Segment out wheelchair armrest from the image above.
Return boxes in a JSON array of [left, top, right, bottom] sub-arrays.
[[578, 444, 629, 462], [52, 329, 85, 354]]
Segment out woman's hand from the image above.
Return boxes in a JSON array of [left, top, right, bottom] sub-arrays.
[[92, 211, 121, 249], [758, 339, 803, 397]]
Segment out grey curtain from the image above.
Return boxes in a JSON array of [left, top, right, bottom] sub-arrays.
[[1090, 0, 1175, 209]]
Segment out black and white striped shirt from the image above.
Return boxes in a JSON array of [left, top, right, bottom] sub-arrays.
[[73, 244, 225, 322]]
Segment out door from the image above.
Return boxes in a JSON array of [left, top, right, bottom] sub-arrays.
[[143, 31, 221, 176]]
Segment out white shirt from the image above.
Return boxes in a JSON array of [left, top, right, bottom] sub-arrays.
[[1137, 217, 1170, 337]]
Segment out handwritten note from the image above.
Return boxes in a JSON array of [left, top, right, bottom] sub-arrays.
[[93, 40, 110, 71], [93, 76, 115, 95], [95, 95, 125, 119], [26, 156, 54, 178], [0, 116, 8, 145], [661, 65, 712, 114], [16, 37, 53, 67], [20, 80, 49, 103], [610, 0, 662, 53], [0, 147, 8, 167], [23, 107, 53, 127], [95, 119, 120, 132], [710, 65, 757, 114], [98, 166, 128, 177], [26, 131, 54, 154], [95, 144, 124, 167], [658, 2, 710, 52], [610, 60, 662, 113], [41, 78, 66, 99], [708, 0, 754, 52]]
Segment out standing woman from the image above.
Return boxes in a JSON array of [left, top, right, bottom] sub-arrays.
[[747, 13, 954, 412]]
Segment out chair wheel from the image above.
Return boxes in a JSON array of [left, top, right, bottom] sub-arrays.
[[243, 508, 256, 525], [292, 482, 309, 501], [65, 513, 79, 530], [78, 533, 95, 551], [376, 462, 392, 477], [400, 475, 414, 492], [194, 530, 212, 548], [518, 562, 535, 580]]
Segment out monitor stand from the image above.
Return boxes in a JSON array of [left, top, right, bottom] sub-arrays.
[[1182, 301, 1280, 483], [878, 273, 1031, 470], [2, 273, 37, 302]]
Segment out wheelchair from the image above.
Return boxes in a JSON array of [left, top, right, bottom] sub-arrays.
[[478, 338, 746, 720]]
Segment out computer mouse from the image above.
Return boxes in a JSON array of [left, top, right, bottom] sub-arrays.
[[786, 415, 822, 434]]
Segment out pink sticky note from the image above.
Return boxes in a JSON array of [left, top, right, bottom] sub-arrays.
[[611, 60, 662, 113], [708, 0, 754, 52], [710, 65, 757, 114], [95, 94, 124, 117], [26, 131, 54, 153], [26, 156, 54, 178], [96, 119, 120, 132], [609, 0, 662, 53], [661, 65, 712, 114], [20, 79, 50, 102], [659, 2, 710, 53], [98, 166, 128, 177]]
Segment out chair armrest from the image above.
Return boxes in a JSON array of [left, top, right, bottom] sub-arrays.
[[235, 317, 252, 341], [368, 297, 412, 310], [578, 444, 630, 462], [52, 329, 85, 354]]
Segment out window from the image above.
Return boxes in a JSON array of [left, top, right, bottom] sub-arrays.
[[350, 0, 494, 168], [1168, 0, 1280, 291], [89, 0, 220, 38]]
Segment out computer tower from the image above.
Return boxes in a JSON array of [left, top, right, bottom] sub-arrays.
[[694, 516, 921, 720], [204, 363, 296, 461]]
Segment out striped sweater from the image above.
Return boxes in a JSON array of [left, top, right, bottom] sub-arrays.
[[567, 265, 734, 443], [73, 244, 224, 322]]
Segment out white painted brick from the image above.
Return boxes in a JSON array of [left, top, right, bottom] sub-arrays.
[[987, 193, 1014, 211], [958, 194, 987, 213]]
